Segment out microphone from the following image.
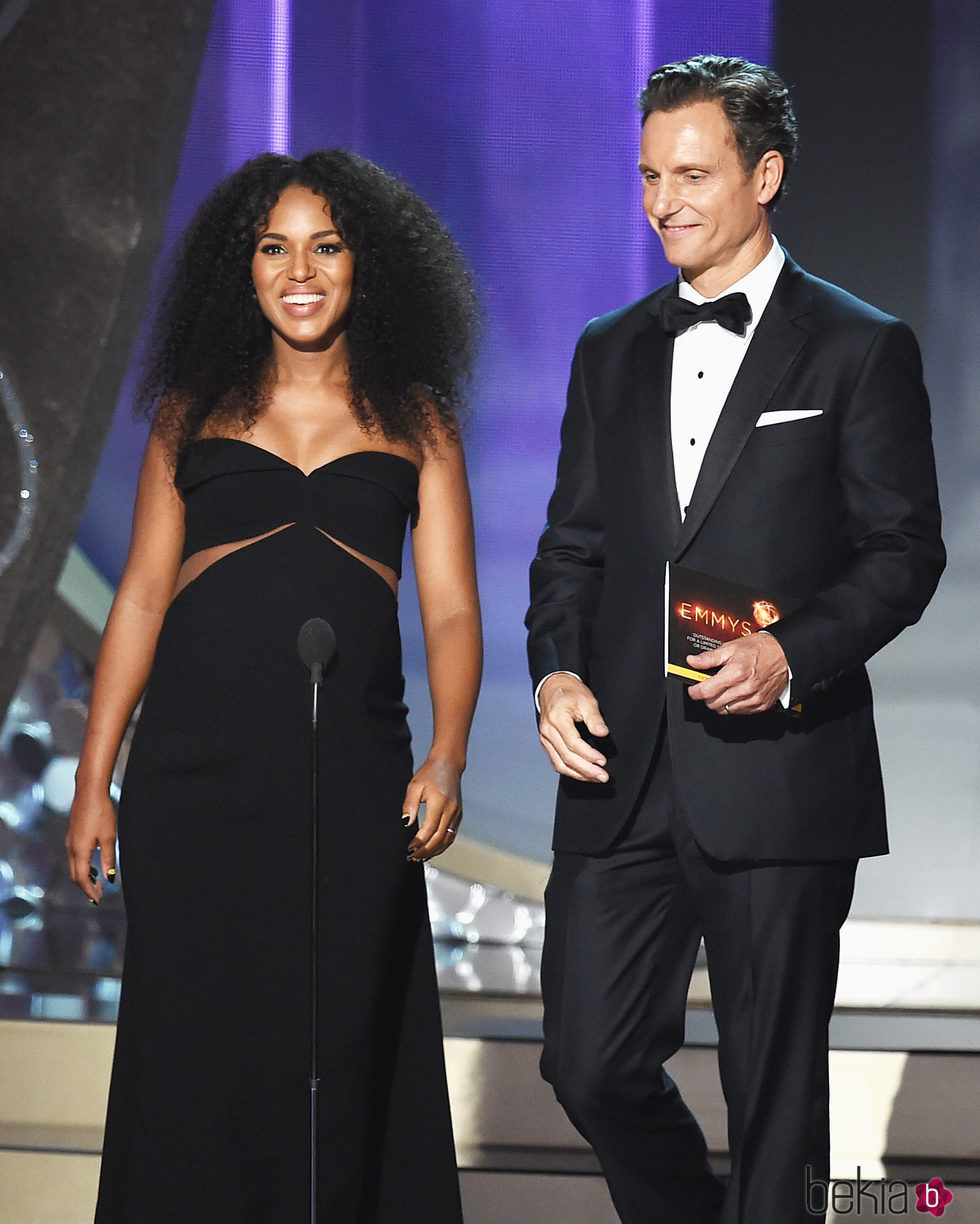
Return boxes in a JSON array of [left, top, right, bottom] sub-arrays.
[[297, 618, 336, 686]]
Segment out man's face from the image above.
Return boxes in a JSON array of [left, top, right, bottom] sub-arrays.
[[639, 99, 780, 293]]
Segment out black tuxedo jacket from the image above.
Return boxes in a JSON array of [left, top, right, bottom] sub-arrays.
[[526, 254, 945, 860]]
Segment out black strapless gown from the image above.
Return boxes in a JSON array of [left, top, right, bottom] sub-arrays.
[[96, 439, 462, 1223]]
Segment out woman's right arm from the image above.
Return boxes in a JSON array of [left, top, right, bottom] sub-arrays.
[[66, 430, 185, 902]]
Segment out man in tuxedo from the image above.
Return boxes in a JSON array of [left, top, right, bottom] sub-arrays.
[[526, 55, 944, 1224]]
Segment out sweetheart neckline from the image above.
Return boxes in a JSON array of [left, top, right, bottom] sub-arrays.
[[188, 436, 420, 480]]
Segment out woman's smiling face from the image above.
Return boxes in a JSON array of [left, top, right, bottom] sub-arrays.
[[251, 183, 355, 352]]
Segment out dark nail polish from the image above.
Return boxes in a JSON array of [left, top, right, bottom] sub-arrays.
[[88, 866, 98, 882], [106, 869, 117, 881], [90, 898, 100, 906]]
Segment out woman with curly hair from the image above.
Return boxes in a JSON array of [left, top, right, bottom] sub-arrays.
[[66, 150, 481, 1222]]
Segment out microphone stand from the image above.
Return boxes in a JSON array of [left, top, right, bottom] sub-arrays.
[[297, 618, 336, 1224], [309, 659, 321, 1224]]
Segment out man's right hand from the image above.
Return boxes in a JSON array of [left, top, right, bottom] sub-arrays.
[[537, 673, 610, 783]]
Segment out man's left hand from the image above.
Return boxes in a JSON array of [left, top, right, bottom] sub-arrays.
[[687, 632, 789, 715]]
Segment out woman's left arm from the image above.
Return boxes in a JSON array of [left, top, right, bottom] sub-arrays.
[[403, 431, 482, 861]]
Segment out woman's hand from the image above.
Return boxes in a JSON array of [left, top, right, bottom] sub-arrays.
[[66, 785, 117, 903], [402, 755, 463, 862]]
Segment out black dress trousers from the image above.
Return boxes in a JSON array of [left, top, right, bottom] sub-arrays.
[[540, 719, 856, 1224]]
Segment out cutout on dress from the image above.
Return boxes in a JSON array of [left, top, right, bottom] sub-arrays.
[[173, 524, 294, 600], [317, 530, 398, 595], [173, 524, 398, 601]]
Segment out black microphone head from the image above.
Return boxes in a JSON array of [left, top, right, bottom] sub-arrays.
[[297, 617, 336, 670]]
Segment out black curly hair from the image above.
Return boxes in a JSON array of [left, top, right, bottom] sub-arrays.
[[139, 150, 479, 458]]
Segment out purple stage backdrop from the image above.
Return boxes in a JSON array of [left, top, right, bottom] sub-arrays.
[[77, 0, 773, 860]]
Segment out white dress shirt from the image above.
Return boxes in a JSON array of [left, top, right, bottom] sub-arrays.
[[670, 240, 785, 517], [667, 238, 791, 705]]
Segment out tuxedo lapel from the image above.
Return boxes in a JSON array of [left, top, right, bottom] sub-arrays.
[[630, 300, 681, 549], [674, 265, 811, 557]]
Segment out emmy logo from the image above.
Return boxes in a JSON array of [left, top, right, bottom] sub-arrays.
[[676, 602, 754, 638], [752, 599, 781, 629]]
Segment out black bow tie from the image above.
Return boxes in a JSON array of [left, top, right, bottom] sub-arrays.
[[659, 292, 752, 336]]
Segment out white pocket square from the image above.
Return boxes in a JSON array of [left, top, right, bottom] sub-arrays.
[[755, 409, 823, 427]]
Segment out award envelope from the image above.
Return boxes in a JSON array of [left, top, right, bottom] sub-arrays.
[[668, 564, 800, 683]]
